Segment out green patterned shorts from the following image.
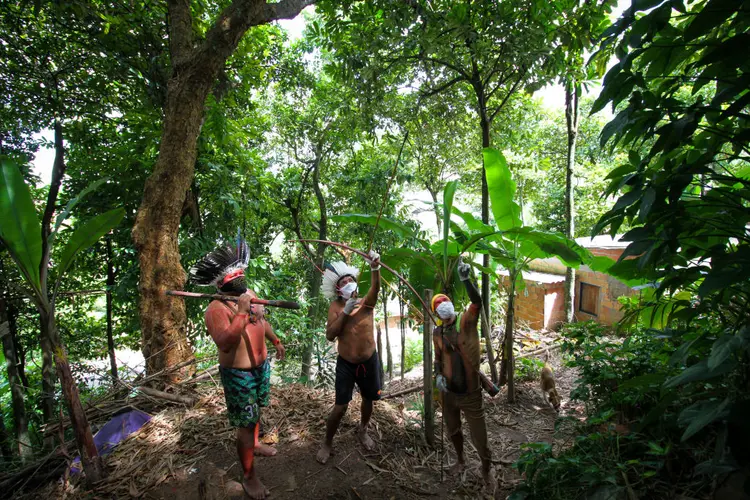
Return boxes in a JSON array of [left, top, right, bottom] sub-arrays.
[[219, 361, 271, 428]]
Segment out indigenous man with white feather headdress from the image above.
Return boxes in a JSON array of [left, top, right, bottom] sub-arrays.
[[190, 240, 285, 500], [316, 250, 382, 464]]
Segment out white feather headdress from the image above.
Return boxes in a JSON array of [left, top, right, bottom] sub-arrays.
[[322, 261, 360, 300]]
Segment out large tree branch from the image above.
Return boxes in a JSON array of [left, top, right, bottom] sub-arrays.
[[166, 0, 194, 66], [489, 67, 528, 122], [39, 120, 66, 292], [420, 75, 466, 99], [199, 0, 314, 66]]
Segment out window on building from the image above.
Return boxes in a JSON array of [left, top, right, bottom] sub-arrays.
[[579, 282, 600, 316]]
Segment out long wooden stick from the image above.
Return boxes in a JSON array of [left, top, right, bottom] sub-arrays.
[[368, 131, 409, 252], [165, 290, 301, 309], [290, 239, 437, 323]]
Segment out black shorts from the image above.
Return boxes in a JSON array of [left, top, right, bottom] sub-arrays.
[[335, 352, 382, 405]]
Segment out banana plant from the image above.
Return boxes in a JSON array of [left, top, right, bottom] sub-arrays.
[[333, 180, 503, 382], [454, 148, 593, 402], [0, 160, 124, 480], [332, 180, 491, 302]]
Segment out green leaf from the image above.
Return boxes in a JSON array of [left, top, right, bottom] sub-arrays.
[[0, 160, 42, 294], [678, 398, 730, 441], [708, 334, 741, 371], [332, 213, 426, 249], [619, 373, 667, 391], [51, 178, 108, 246], [483, 148, 521, 230], [442, 180, 457, 279], [452, 207, 494, 233], [55, 208, 126, 288], [504, 228, 591, 267], [664, 359, 735, 388]]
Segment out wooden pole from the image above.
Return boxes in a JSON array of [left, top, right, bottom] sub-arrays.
[[105, 235, 118, 381], [423, 289, 434, 446]]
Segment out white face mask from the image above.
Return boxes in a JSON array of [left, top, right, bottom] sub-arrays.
[[436, 301, 455, 320], [339, 282, 358, 299]]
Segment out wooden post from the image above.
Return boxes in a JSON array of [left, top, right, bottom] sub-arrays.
[[106, 235, 118, 381], [376, 324, 385, 383], [423, 289, 434, 446]]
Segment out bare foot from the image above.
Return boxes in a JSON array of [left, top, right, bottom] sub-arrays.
[[254, 443, 277, 457], [316, 443, 332, 464], [446, 461, 465, 476], [357, 428, 375, 451], [242, 476, 267, 499], [483, 468, 498, 497]]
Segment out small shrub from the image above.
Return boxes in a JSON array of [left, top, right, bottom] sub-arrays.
[[403, 338, 423, 373], [516, 356, 544, 382]]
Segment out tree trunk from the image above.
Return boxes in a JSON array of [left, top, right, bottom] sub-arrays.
[[302, 266, 322, 383], [499, 275, 517, 402], [0, 410, 11, 461], [399, 287, 406, 381], [39, 120, 66, 430], [131, 77, 206, 377], [0, 299, 32, 462], [105, 236, 117, 381], [383, 299, 392, 379], [301, 154, 327, 382], [427, 187, 441, 233], [478, 111, 499, 384], [132, 0, 312, 379], [40, 314, 57, 436], [9, 304, 28, 392], [41, 306, 105, 482], [564, 79, 580, 324], [376, 324, 385, 382]]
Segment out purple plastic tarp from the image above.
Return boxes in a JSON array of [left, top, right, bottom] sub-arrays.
[[70, 409, 151, 475]]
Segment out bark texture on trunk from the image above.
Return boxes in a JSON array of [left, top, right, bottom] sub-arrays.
[[53, 338, 104, 481], [564, 80, 580, 324], [376, 324, 385, 382], [0, 410, 10, 460], [0, 300, 32, 462], [399, 289, 406, 381], [132, 0, 313, 378], [499, 276, 516, 402], [299, 153, 326, 382], [106, 236, 117, 380], [40, 121, 66, 428], [382, 299, 392, 380]]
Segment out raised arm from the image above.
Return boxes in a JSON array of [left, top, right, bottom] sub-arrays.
[[458, 259, 481, 328], [362, 250, 381, 307]]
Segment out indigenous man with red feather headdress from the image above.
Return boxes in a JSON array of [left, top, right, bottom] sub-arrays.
[[190, 240, 285, 500]]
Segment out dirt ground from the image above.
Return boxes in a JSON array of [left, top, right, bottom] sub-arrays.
[[36, 349, 579, 500]]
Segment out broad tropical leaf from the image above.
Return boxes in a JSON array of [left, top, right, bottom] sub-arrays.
[[483, 148, 521, 230], [452, 207, 494, 233], [442, 181, 457, 278], [50, 178, 108, 246], [678, 398, 730, 441], [0, 160, 42, 294], [54, 208, 125, 290]]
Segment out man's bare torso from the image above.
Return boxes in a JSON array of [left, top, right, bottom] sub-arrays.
[[329, 299, 376, 363], [205, 300, 267, 369]]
